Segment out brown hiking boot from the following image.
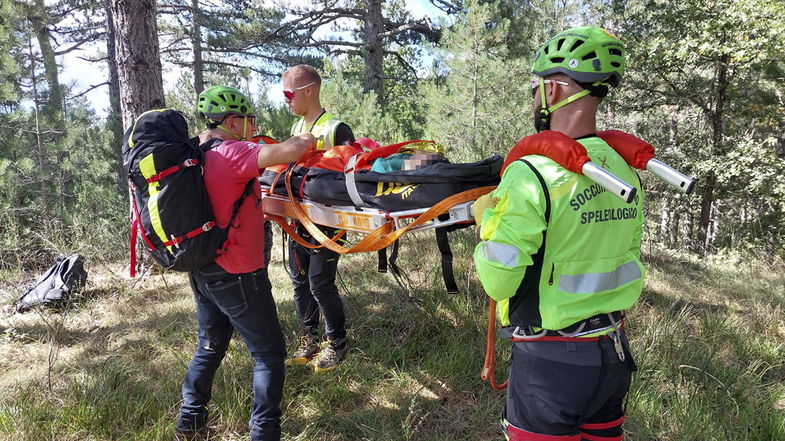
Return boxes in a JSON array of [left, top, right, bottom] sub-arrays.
[[286, 330, 320, 365], [173, 427, 209, 441], [314, 337, 348, 373]]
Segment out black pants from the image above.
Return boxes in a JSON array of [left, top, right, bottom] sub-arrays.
[[287, 224, 346, 339], [504, 332, 634, 440]]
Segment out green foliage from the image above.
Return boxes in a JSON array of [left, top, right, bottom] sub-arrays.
[[617, 0, 785, 255], [321, 61, 419, 144], [253, 92, 293, 141], [158, 0, 292, 81], [423, 0, 531, 162]]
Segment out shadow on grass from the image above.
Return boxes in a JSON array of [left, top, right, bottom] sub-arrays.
[[273, 231, 503, 440]]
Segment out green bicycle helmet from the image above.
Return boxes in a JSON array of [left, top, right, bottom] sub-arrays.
[[198, 85, 255, 121], [532, 26, 625, 86]]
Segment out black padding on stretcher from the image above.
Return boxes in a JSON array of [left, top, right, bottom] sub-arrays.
[[261, 155, 503, 212], [377, 248, 387, 273]]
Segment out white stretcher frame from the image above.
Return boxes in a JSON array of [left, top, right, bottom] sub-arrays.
[[261, 193, 476, 234]]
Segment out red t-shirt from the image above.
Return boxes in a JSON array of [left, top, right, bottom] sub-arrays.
[[203, 139, 265, 274]]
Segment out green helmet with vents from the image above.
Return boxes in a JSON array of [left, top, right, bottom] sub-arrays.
[[197, 85, 255, 121], [532, 26, 625, 87]]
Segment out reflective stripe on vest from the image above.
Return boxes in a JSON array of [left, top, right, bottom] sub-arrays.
[[480, 241, 519, 268], [558, 260, 641, 294]]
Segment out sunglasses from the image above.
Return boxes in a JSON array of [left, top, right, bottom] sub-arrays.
[[531, 78, 570, 96], [226, 114, 256, 125], [283, 81, 316, 100]]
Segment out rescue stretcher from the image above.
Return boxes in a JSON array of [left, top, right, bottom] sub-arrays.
[[261, 192, 475, 234], [259, 131, 699, 392], [261, 130, 697, 256]]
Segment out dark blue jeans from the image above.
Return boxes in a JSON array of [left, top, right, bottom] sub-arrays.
[[178, 262, 286, 441], [288, 224, 346, 339]]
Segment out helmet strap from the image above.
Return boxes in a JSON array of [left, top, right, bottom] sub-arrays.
[[536, 77, 553, 132], [535, 78, 603, 132], [550, 80, 609, 112], [549, 88, 591, 113], [217, 116, 248, 141]]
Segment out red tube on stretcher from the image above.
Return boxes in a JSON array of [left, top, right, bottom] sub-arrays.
[[503, 131, 637, 203], [598, 130, 696, 194]]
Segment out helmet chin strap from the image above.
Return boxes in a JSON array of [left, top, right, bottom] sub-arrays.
[[536, 78, 606, 132], [217, 116, 249, 141]]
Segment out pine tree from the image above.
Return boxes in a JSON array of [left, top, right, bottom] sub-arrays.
[[423, 0, 529, 162]]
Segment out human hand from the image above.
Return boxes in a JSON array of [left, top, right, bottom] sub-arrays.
[[472, 193, 497, 226], [291, 133, 317, 154]]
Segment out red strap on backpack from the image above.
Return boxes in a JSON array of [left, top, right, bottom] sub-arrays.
[[145, 159, 200, 183]]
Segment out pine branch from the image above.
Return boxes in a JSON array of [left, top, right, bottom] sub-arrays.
[[54, 33, 104, 56], [71, 82, 109, 99], [379, 20, 440, 42], [385, 51, 418, 78], [76, 55, 108, 62]]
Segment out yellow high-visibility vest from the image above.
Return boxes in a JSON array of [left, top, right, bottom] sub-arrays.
[[291, 111, 343, 151]]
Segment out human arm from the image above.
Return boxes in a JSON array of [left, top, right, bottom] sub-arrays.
[[472, 162, 549, 301], [256, 133, 316, 169]]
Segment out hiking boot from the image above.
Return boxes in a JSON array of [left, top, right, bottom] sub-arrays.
[[173, 427, 209, 441], [287, 330, 320, 365], [314, 337, 348, 372]]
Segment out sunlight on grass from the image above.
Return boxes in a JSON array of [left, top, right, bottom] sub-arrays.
[[1, 245, 783, 440]]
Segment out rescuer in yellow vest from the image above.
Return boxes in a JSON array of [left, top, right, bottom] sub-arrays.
[[281, 64, 355, 372], [473, 27, 644, 441]]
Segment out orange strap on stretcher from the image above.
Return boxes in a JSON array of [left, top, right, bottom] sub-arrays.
[[267, 160, 496, 254], [481, 299, 508, 390]]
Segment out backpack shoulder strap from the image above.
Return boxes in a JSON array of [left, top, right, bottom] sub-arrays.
[[200, 137, 224, 152], [517, 158, 551, 225], [227, 179, 258, 230]]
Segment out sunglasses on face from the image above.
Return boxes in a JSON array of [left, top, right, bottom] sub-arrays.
[[283, 81, 316, 100], [227, 114, 256, 125], [531, 78, 570, 96]]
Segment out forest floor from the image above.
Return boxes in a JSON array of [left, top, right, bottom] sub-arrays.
[[0, 228, 783, 441]]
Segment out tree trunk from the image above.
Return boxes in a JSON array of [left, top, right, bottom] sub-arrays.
[[192, 0, 204, 96], [104, 0, 125, 192], [362, 0, 384, 104], [29, 0, 63, 121], [658, 196, 669, 243], [28, 36, 48, 220], [696, 170, 715, 254], [671, 211, 681, 248], [683, 208, 694, 251], [110, 0, 165, 129], [696, 55, 729, 255]]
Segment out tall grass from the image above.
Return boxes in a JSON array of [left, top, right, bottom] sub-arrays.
[[0, 228, 783, 440]]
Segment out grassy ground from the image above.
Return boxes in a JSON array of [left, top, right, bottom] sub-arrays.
[[0, 228, 783, 441]]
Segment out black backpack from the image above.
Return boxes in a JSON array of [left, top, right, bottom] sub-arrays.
[[15, 254, 87, 313], [122, 109, 253, 272]]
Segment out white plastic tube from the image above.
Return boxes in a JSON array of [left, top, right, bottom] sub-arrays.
[[582, 162, 637, 203], [646, 158, 696, 194]]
